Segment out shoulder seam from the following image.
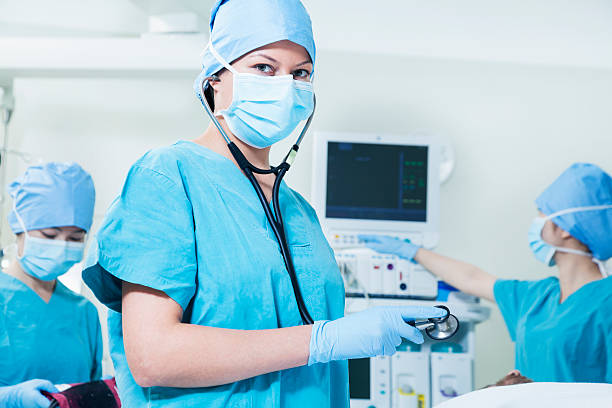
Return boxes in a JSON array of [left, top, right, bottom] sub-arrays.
[[132, 164, 181, 189]]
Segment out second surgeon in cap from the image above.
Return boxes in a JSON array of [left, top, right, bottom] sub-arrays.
[[0, 162, 101, 408], [362, 163, 612, 383]]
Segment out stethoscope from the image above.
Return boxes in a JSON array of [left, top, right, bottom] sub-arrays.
[[198, 79, 461, 339], [199, 77, 316, 325], [409, 305, 460, 341]]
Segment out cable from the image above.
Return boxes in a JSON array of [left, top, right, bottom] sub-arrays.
[[198, 78, 317, 325]]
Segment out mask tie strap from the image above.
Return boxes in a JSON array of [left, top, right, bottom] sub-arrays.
[[11, 199, 29, 259], [554, 246, 609, 278], [594, 259, 608, 278], [553, 246, 591, 257], [207, 41, 238, 75], [546, 204, 612, 220], [544, 205, 612, 278]]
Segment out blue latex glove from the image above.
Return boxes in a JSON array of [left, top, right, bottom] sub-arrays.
[[308, 306, 446, 365], [0, 379, 58, 408], [359, 234, 421, 262]]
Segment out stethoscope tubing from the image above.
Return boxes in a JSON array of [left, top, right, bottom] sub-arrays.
[[199, 79, 315, 325]]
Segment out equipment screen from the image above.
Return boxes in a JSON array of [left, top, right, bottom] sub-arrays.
[[348, 358, 370, 400], [326, 142, 428, 222]]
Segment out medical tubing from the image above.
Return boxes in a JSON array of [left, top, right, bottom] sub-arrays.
[[200, 81, 232, 144], [228, 142, 275, 174], [293, 95, 316, 147], [271, 164, 315, 324], [198, 78, 316, 324], [240, 164, 314, 324]]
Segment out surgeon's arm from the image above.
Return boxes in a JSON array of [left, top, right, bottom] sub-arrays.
[[122, 282, 312, 388], [414, 248, 496, 302]]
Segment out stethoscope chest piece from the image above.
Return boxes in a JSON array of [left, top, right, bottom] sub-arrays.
[[412, 305, 460, 341]]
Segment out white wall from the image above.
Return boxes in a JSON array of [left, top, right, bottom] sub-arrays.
[[4, 50, 612, 386]]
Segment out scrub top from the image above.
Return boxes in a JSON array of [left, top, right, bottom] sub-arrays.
[[83, 141, 349, 408], [0, 272, 102, 386], [494, 276, 612, 382]]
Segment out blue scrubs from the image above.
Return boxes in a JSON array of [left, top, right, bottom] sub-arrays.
[[83, 141, 349, 407], [0, 272, 102, 385], [494, 276, 612, 382]]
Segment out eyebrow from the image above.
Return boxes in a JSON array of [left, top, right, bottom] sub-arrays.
[[296, 59, 312, 67], [249, 52, 312, 68], [44, 227, 85, 235]]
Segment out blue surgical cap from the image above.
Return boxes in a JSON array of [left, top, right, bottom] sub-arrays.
[[536, 163, 612, 260], [8, 162, 95, 234], [194, 0, 316, 101]]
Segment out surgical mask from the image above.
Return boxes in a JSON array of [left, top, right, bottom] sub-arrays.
[[19, 236, 85, 281], [13, 204, 85, 281], [208, 42, 314, 149], [528, 205, 611, 278]]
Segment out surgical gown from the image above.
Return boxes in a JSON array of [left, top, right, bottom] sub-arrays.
[[0, 272, 102, 386], [494, 276, 612, 382], [83, 141, 349, 407]]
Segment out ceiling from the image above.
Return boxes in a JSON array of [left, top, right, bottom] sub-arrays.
[[1, 0, 612, 69]]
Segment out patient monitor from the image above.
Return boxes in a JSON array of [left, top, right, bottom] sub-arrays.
[[312, 131, 440, 249], [312, 132, 441, 300]]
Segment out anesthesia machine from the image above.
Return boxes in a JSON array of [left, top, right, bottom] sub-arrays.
[[311, 132, 490, 408]]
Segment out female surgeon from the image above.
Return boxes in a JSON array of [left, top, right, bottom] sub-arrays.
[[361, 162, 612, 383], [0, 162, 102, 408], [82, 0, 444, 407]]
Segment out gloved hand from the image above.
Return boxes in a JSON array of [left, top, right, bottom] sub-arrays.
[[308, 306, 446, 365], [359, 234, 421, 262], [0, 379, 57, 408]]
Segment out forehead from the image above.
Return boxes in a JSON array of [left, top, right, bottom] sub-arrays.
[[241, 40, 311, 63], [38, 226, 85, 233]]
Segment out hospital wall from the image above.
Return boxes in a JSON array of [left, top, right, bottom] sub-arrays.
[[4, 50, 612, 387]]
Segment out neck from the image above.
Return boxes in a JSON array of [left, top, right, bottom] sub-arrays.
[[6, 259, 56, 302], [195, 121, 271, 170], [556, 252, 602, 302]]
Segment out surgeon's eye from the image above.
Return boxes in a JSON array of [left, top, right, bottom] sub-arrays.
[[292, 69, 311, 80], [41, 231, 59, 239], [253, 64, 275, 75]]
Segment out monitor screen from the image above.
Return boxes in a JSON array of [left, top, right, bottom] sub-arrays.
[[326, 142, 428, 222], [348, 358, 371, 400]]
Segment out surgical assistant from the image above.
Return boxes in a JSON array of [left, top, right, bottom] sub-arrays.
[[362, 163, 612, 383], [0, 162, 102, 408], [82, 1, 444, 407]]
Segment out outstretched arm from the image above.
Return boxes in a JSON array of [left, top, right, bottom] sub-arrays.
[[360, 235, 497, 301], [414, 248, 496, 301]]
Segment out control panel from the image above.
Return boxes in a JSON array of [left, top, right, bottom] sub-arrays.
[[430, 352, 472, 406], [328, 231, 438, 250], [392, 347, 430, 408], [336, 250, 437, 300], [349, 345, 472, 408], [349, 356, 391, 408]]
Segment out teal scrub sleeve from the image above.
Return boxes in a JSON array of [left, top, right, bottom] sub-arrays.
[[84, 165, 197, 313], [493, 279, 530, 341], [90, 304, 103, 381]]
